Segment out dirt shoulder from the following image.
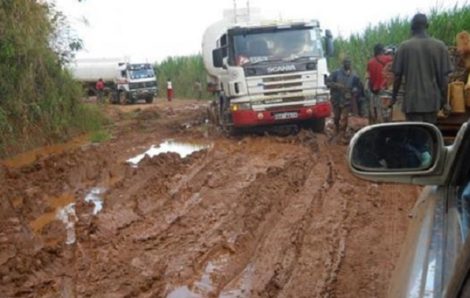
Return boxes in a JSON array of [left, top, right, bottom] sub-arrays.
[[0, 99, 418, 297]]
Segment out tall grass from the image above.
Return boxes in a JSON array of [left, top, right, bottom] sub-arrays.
[[0, 1, 104, 158], [155, 55, 211, 99], [330, 4, 470, 77]]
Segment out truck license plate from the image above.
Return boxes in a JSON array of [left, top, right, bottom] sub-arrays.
[[274, 112, 298, 120]]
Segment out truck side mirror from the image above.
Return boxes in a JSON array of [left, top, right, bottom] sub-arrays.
[[325, 29, 334, 57], [212, 48, 224, 68], [121, 70, 126, 77]]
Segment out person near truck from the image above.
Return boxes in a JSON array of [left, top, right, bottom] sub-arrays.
[[327, 58, 364, 139], [95, 78, 105, 104], [166, 79, 173, 102], [366, 43, 393, 123], [391, 13, 453, 124]]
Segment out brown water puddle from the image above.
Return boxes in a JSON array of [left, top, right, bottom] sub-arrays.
[[1, 134, 89, 168], [30, 194, 75, 233]]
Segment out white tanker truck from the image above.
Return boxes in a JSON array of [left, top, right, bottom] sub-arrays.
[[70, 58, 158, 104], [202, 9, 334, 132]]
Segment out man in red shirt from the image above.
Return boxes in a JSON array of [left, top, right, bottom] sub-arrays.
[[366, 44, 393, 123], [95, 78, 105, 104]]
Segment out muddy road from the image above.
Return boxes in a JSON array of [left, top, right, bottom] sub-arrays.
[[0, 99, 419, 297]]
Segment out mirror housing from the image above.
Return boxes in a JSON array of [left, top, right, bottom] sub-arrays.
[[212, 48, 224, 68], [325, 29, 334, 57], [348, 122, 446, 185]]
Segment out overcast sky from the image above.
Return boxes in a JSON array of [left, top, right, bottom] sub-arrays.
[[54, 0, 463, 63]]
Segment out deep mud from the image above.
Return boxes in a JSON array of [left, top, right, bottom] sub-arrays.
[[0, 99, 420, 297]]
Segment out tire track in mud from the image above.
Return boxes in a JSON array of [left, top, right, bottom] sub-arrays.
[[72, 137, 313, 297], [218, 136, 355, 298], [0, 101, 419, 298]]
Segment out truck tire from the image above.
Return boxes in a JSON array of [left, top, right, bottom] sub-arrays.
[[110, 91, 118, 104], [145, 96, 154, 104], [207, 102, 219, 125], [309, 118, 325, 133], [118, 91, 127, 105]]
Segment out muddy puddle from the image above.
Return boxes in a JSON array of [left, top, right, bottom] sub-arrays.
[[168, 254, 230, 298], [30, 194, 76, 233], [85, 187, 106, 215], [1, 134, 89, 168], [127, 140, 211, 165], [29, 188, 106, 245]]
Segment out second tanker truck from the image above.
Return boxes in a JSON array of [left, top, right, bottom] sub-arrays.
[[70, 58, 158, 104], [202, 8, 334, 132]]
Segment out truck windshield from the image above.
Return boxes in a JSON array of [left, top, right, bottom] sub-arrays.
[[127, 66, 155, 80], [231, 27, 323, 66]]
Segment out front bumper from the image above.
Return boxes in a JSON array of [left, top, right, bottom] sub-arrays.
[[128, 88, 157, 99], [231, 102, 331, 127]]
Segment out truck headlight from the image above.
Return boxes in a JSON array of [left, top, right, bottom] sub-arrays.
[[231, 102, 251, 111]]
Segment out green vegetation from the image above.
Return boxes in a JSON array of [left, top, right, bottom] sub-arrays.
[[89, 129, 111, 143], [0, 0, 104, 157], [330, 4, 470, 77], [155, 55, 212, 100]]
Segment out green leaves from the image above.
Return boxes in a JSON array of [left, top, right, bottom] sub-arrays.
[[155, 55, 211, 100], [330, 5, 470, 78], [0, 1, 103, 157]]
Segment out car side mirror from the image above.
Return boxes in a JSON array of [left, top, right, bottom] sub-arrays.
[[325, 29, 334, 57], [212, 48, 224, 68], [348, 122, 446, 184]]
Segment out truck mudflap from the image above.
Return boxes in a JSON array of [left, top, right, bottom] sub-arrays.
[[231, 102, 331, 127]]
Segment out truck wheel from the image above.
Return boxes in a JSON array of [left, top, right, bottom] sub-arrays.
[[119, 91, 127, 105], [145, 96, 154, 104], [110, 91, 118, 104], [207, 101, 220, 125], [309, 118, 325, 133]]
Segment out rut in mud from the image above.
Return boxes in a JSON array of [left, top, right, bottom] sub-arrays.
[[0, 100, 419, 297]]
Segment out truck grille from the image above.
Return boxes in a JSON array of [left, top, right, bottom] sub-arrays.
[[129, 81, 157, 89], [263, 75, 301, 82], [261, 75, 303, 98]]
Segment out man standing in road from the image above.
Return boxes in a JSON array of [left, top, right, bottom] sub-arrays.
[[367, 43, 393, 123], [327, 58, 364, 140], [167, 78, 173, 102], [95, 78, 105, 104], [391, 13, 453, 124]]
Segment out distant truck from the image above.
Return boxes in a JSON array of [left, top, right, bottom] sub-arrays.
[[202, 8, 334, 132], [70, 58, 158, 104]]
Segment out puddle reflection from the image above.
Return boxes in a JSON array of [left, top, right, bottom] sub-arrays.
[[127, 140, 210, 165], [85, 187, 106, 215]]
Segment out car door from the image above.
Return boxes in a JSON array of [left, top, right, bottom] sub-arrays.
[[443, 128, 470, 297], [346, 120, 470, 297]]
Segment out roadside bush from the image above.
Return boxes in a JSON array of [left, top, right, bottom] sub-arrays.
[[0, 0, 104, 157], [155, 55, 212, 100]]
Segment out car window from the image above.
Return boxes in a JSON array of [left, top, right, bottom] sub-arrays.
[[449, 147, 470, 297], [457, 178, 470, 241]]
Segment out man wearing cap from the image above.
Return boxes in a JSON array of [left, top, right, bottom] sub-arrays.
[[391, 13, 452, 124]]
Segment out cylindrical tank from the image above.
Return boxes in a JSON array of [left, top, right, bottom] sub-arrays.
[[202, 19, 231, 78], [69, 58, 127, 83]]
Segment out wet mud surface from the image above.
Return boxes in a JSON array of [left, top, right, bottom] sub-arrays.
[[0, 99, 420, 297]]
